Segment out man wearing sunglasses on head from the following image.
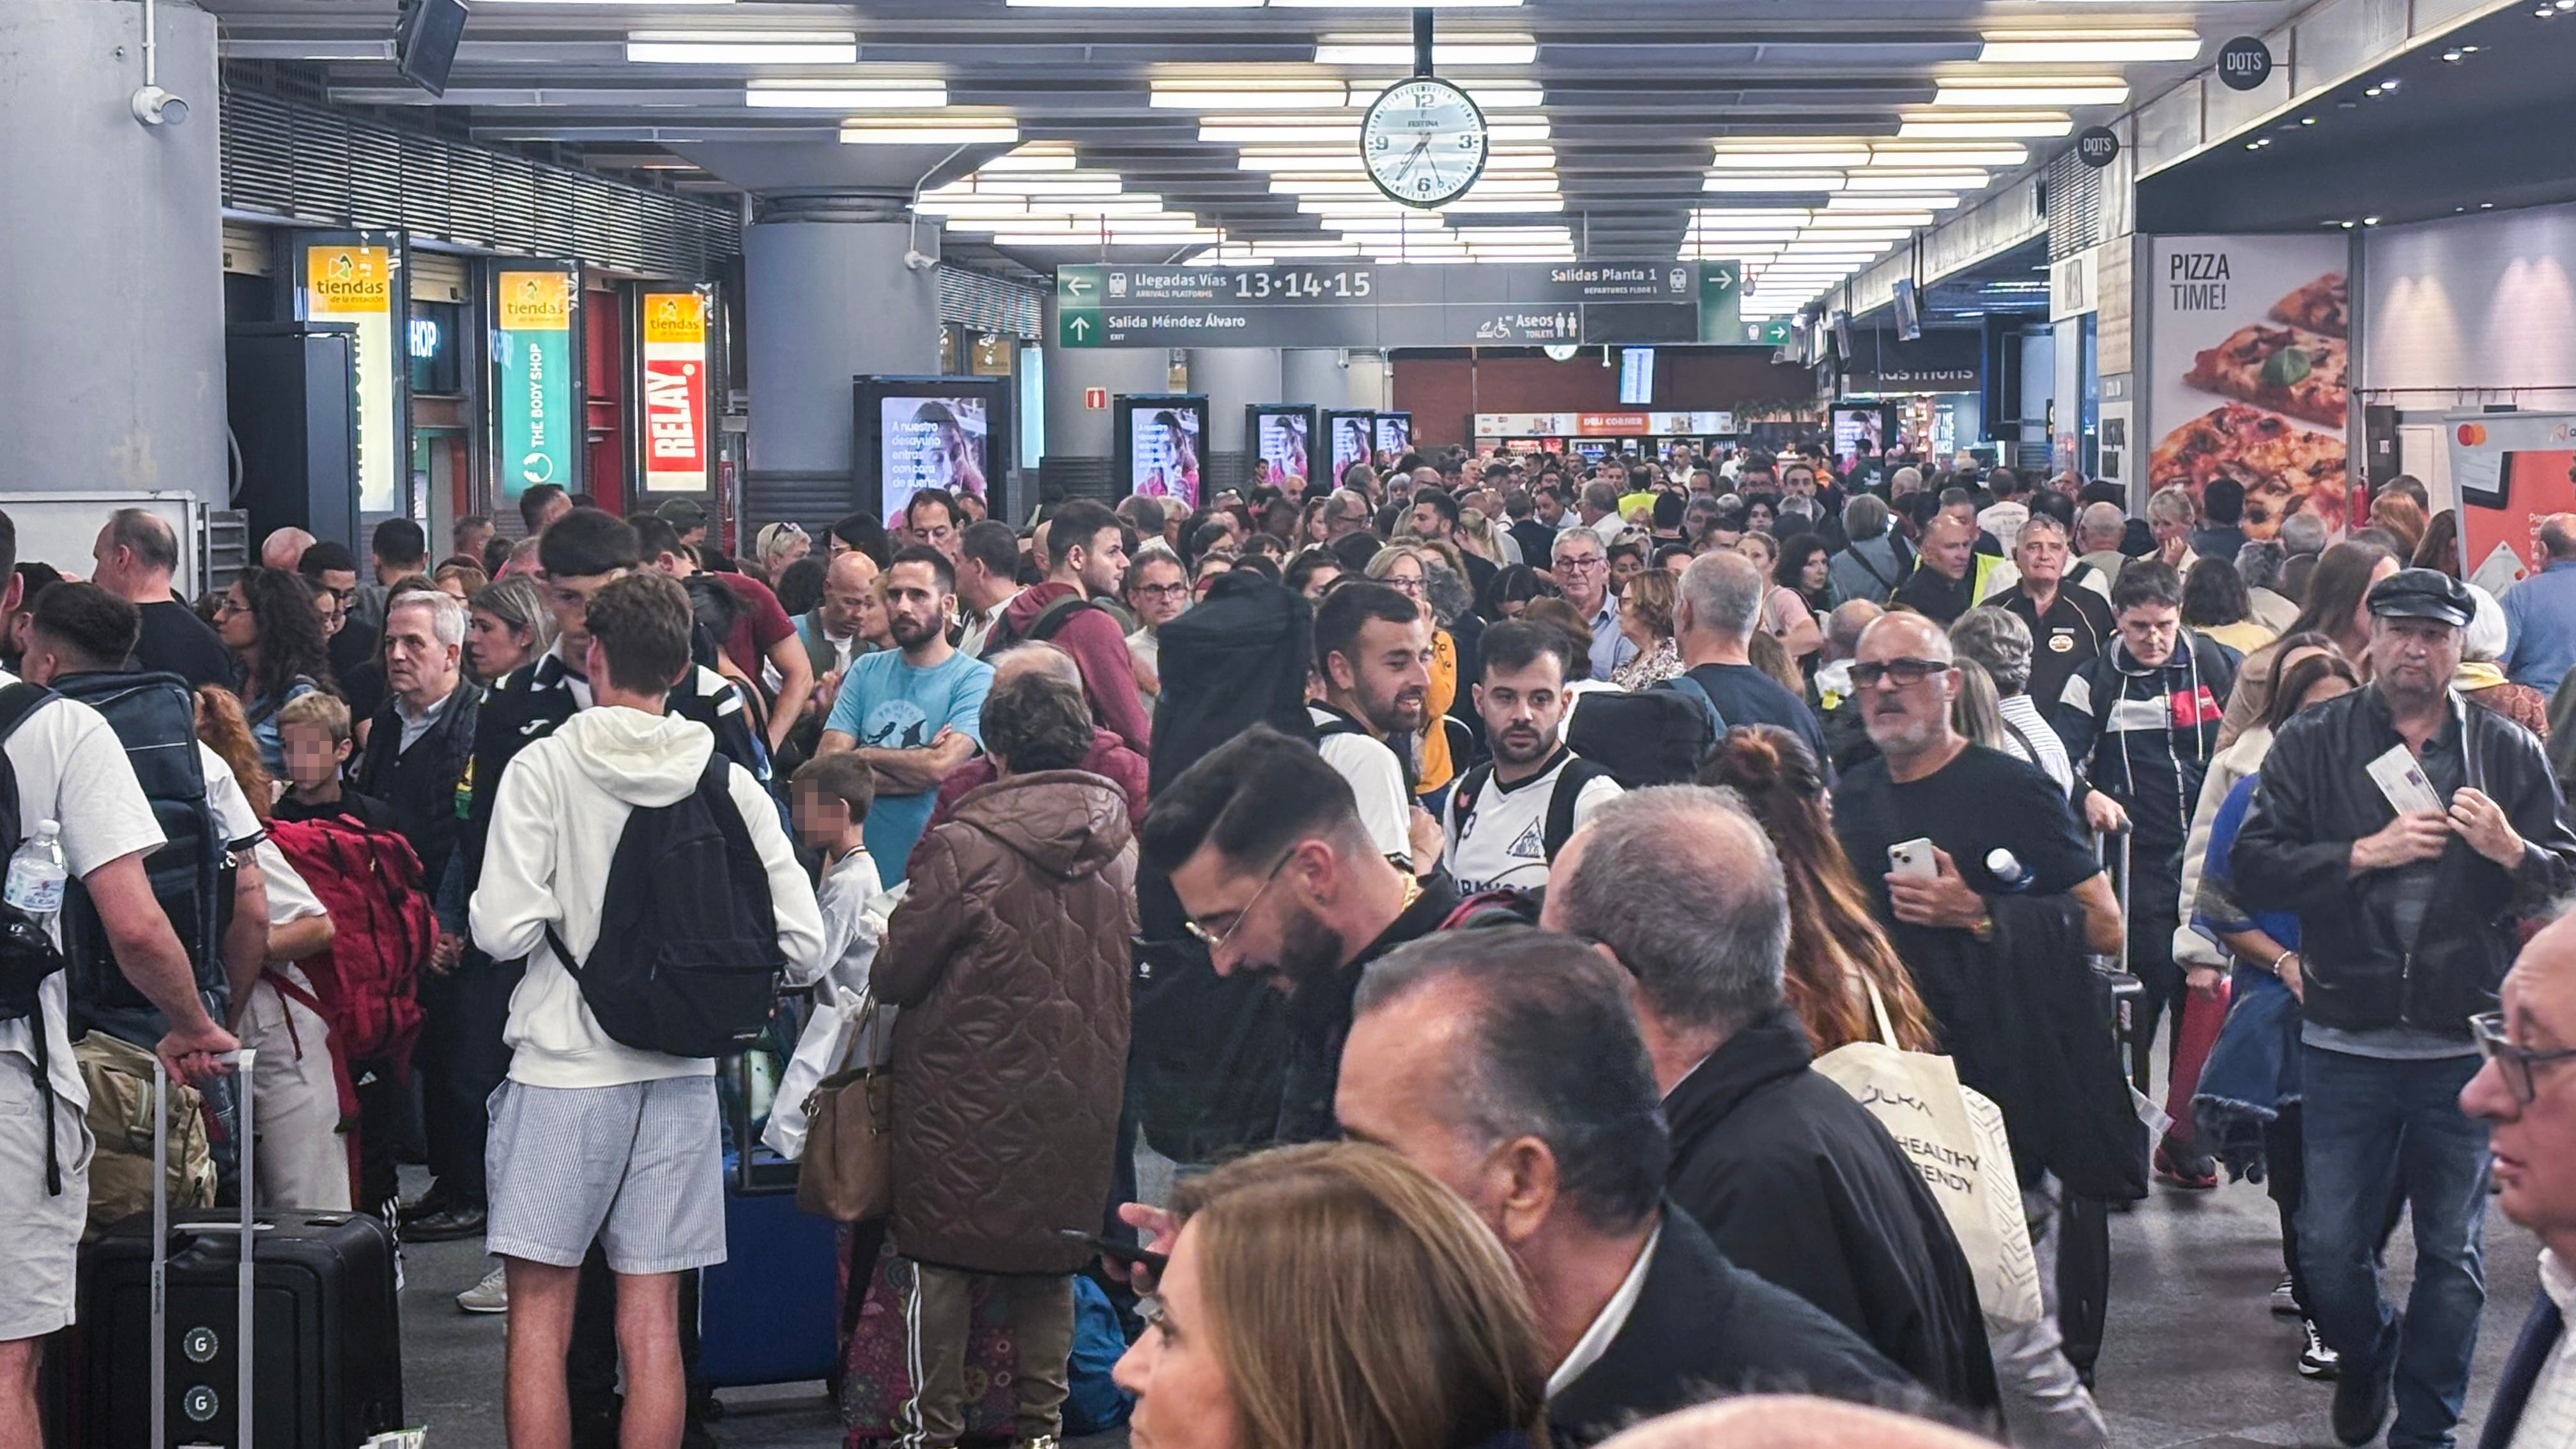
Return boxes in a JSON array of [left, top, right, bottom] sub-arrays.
[[1830, 610, 2133, 1388]]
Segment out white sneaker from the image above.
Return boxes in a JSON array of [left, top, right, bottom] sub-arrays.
[[456, 1263, 509, 1315]]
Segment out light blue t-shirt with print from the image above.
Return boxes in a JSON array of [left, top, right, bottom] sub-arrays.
[[825, 648, 993, 884]]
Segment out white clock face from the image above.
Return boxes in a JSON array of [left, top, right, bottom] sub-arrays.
[[1360, 78, 1489, 209]]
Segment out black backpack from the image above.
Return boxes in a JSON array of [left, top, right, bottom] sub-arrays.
[[51, 671, 233, 1040], [544, 755, 785, 1058], [1565, 674, 1726, 786], [1447, 755, 1615, 865], [981, 592, 1102, 659], [0, 683, 75, 1193], [1130, 574, 1319, 1162]]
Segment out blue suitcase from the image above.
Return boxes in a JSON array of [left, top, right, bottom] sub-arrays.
[[700, 1034, 839, 1388]]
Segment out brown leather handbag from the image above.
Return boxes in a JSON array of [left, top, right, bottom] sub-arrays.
[[797, 1054, 894, 1222]]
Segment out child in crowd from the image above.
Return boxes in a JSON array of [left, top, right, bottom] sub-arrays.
[[272, 691, 397, 829], [791, 752, 886, 1002]]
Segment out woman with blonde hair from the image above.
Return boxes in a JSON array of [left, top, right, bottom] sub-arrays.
[[1730, 530, 1825, 670], [1699, 726, 1939, 1054], [1114, 1141, 1552, 1449], [1611, 569, 1683, 689]]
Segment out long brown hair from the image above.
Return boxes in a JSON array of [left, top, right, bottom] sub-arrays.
[[193, 686, 274, 822], [1699, 725, 1940, 1054], [1171, 1142, 1553, 1449]]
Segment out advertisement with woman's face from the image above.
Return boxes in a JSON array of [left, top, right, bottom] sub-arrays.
[[1131, 407, 1204, 508], [884, 396, 989, 517], [1257, 413, 1310, 493]]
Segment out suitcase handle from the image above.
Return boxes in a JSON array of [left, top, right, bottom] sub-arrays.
[[153, 1050, 256, 1449]]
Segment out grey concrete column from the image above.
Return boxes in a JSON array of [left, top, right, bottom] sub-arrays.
[[1185, 348, 1284, 497], [0, 0, 225, 509], [1280, 348, 1360, 410], [1345, 351, 1392, 412], [742, 191, 942, 523], [1040, 302, 1170, 503]]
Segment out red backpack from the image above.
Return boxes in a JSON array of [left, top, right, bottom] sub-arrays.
[[266, 817, 434, 1075]]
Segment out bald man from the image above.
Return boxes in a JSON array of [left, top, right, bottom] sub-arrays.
[[2464, 914, 2576, 1449], [799, 551, 881, 692], [919, 641, 1147, 843], [1596, 1395, 1993, 1449], [259, 526, 316, 572]]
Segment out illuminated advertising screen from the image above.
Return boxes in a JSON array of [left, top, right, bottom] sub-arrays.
[[854, 375, 1011, 523], [1248, 404, 1317, 493], [302, 234, 406, 519], [1115, 394, 1208, 509], [493, 264, 579, 503], [637, 286, 713, 494], [1374, 412, 1412, 456], [1327, 410, 1374, 486]]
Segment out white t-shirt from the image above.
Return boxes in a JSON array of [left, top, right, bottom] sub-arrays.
[[1441, 749, 1623, 894], [198, 742, 325, 926], [1310, 706, 1413, 864], [0, 671, 168, 1109]]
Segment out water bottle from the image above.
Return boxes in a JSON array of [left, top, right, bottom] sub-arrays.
[[1985, 847, 2034, 894], [5, 821, 68, 922]]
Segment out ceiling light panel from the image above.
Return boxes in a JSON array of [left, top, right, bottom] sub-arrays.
[[1977, 30, 2202, 62], [842, 121, 1020, 144], [1898, 114, 2074, 138], [625, 31, 857, 63], [1313, 34, 1538, 65], [1932, 77, 2130, 107], [745, 80, 947, 109], [1150, 84, 1351, 110]]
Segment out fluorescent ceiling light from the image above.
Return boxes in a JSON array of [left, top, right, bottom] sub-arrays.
[[1438, 197, 1565, 213], [484, 0, 733, 5], [1234, 147, 1553, 170], [1710, 146, 1872, 168], [625, 30, 856, 63], [746, 81, 947, 109], [1824, 195, 1957, 211], [917, 199, 1032, 217], [1804, 210, 1936, 226], [843, 121, 1020, 144], [1201, 120, 1360, 143], [1151, 85, 1350, 110], [1865, 145, 2028, 167], [1978, 30, 2201, 63], [1705, 174, 1843, 192], [1346, 82, 1544, 107], [1009, 0, 1260, 6], [1314, 34, 1538, 65], [953, 175, 1124, 194], [1278, 0, 1521, 6], [1897, 114, 2074, 138], [977, 149, 1080, 172], [1933, 77, 2129, 107], [1841, 170, 1988, 191]]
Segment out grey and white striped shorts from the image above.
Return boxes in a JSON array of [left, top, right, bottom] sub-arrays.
[[486, 1076, 727, 1275]]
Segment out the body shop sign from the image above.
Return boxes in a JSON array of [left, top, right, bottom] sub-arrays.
[[303, 241, 401, 515], [638, 288, 711, 494], [495, 268, 576, 501]]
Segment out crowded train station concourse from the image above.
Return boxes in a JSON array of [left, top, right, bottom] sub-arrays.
[[10, 0, 2576, 1446]]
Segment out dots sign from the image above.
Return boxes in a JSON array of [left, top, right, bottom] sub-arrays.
[[2075, 126, 2120, 169], [2218, 36, 2275, 92]]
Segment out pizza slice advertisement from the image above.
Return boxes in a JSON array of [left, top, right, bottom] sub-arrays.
[[2267, 272, 2349, 339], [2183, 323, 2350, 428], [2149, 404, 2350, 537]]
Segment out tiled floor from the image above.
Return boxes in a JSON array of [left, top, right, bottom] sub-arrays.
[[397, 1169, 2538, 1448]]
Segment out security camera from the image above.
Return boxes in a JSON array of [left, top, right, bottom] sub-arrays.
[[132, 86, 189, 127], [903, 249, 937, 272]]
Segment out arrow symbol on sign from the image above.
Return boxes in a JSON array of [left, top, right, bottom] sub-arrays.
[[1068, 316, 1092, 340], [1064, 277, 1094, 298]]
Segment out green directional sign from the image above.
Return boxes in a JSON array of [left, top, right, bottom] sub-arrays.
[[1694, 261, 1743, 343], [1057, 264, 1105, 348]]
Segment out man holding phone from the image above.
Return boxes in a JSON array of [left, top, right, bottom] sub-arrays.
[[1827, 611, 2131, 1387]]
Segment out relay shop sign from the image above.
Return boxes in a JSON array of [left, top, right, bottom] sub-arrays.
[[303, 241, 402, 516], [638, 288, 710, 494], [495, 268, 577, 502], [1056, 261, 1744, 349]]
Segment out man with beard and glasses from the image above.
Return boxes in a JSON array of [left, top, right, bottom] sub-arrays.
[[1311, 581, 1443, 873], [1442, 619, 1623, 893], [1138, 726, 1460, 1144], [2234, 570, 2576, 1449], [819, 545, 995, 884]]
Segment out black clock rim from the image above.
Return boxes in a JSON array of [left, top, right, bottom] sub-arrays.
[[1358, 75, 1490, 211]]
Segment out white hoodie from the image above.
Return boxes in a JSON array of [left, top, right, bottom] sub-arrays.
[[471, 705, 825, 1089]]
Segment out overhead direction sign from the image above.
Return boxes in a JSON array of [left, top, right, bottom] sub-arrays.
[[1054, 261, 1745, 349]]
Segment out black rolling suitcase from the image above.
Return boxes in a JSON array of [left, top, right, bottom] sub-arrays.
[[73, 1049, 406, 1448]]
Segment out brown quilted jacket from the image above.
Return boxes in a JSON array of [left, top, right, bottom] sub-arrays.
[[875, 769, 1138, 1274]]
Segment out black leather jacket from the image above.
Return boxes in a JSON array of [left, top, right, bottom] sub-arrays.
[[2232, 687, 2576, 1037]]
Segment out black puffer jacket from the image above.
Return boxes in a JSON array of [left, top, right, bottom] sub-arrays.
[[2233, 687, 2576, 1037]]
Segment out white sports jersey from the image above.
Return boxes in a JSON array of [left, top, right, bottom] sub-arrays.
[[1441, 748, 1622, 894]]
